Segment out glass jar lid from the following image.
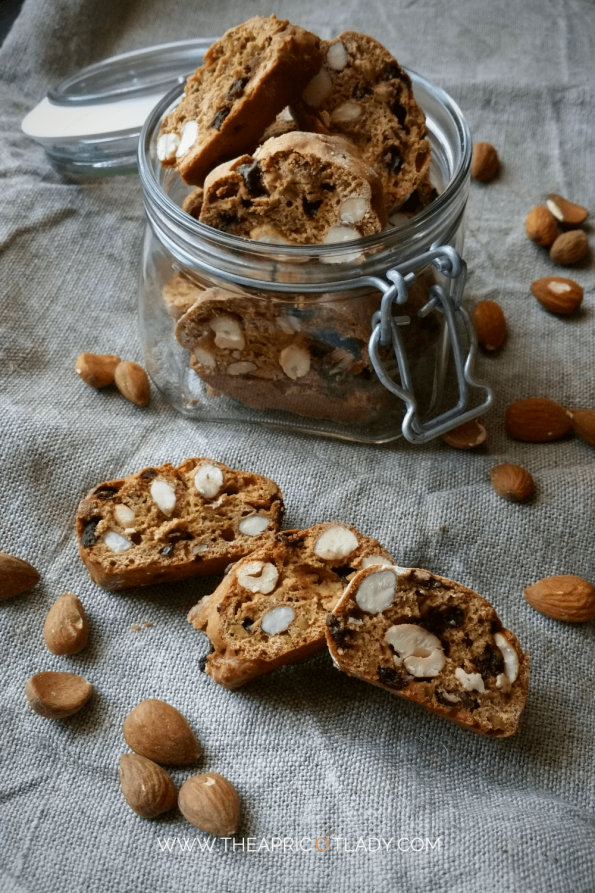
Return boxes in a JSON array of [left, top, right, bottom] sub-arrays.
[[21, 39, 214, 177]]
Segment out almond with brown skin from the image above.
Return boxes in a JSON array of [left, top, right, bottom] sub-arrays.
[[525, 206, 558, 247], [524, 575, 595, 623], [43, 592, 89, 655], [530, 277, 583, 314], [75, 353, 121, 388], [546, 194, 588, 227], [549, 230, 589, 265], [505, 397, 571, 442], [472, 300, 507, 350], [0, 552, 40, 600], [566, 409, 595, 447], [123, 699, 201, 765], [25, 671, 93, 719], [471, 142, 499, 182], [114, 361, 151, 406], [178, 773, 241, 836], [119, 754, 177, 818], [489, 464, 534, 502], [442, 418, 487, 449]]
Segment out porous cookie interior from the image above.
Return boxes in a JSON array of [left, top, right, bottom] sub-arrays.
[[209, 543, 344, 671], [76, 458, 283, 589], [199, 132, 386, 243], [277, 522, 394, 577], [327, 566, 529, 736], [293, 31, 431, 212]]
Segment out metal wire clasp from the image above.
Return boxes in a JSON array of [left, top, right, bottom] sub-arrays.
[[368, 246, 492, 444]]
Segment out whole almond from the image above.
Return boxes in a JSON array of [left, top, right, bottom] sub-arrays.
[[566, 409, 595, 447], [0, 552, 40, 600], [524, 575, 595, 623], [549, 230, 588, 265], [546, 194, 588, 226], [43, 592, 89, 655], [114, 361, 151, 406], [489, 464, 534, 502], [119, 754, 177, 818], [525, 206, 558, 247], [471, 142, 499, 182], [178, 773, 241, 836], [472, 300, 507, 350], [25, 671, 93, 719], [75, 353, 121, 388], [505, 397, 571, 442], [123, 698, 201, 765], [442, 418, 487, 450], [530, 276, 583, 314]]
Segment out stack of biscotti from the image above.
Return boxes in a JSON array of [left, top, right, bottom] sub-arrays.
[[76, 458, 529, 736], [171, 269, 440, 424], [174, 284, 395, 423], [157, 17, 441, 422], [158, 16, 436, 221]]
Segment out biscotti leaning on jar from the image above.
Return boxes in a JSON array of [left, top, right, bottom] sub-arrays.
[[157, 15, 323, 184], [158, 16, 437, 223], [76, 459, 283, 590], [187, 523, 394, 689], [290, 30, 431, 215], [326, 565, 529, 737]]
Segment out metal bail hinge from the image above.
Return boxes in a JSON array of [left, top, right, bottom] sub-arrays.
[[368, 245, 492, 444]]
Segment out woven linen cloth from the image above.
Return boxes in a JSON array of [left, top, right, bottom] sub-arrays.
[[1, 1, 594, 891]]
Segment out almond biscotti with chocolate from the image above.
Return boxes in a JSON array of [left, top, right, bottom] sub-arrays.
[[175, 284, 395, 423], [291, 31, 431, 213], [157, 16, 323, 185], [199, 132, 386, 244], [326, 565, 529, 737], [188, 523, 393, 689], [76, 459, 283, 591]]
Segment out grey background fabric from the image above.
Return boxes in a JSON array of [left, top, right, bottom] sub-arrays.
[[1, 1, 594, 891]]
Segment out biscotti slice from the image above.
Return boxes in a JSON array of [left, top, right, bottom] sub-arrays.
[[175, 284, 395, 423], [181, 187, 204, 221], [326, 565, 529, 737], [199, 132, 387, 244], [258, 107, 298, 144], [76, 459, 283, 591], [189, 523, 394, 689], [388, 172, 439, 224], [162, 272, 205, 319], [157, 16, 323, 185], [291, 32, 431, 213], [276, 523, 394, 578]]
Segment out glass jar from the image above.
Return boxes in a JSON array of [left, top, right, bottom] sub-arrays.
[[137, 70, 491, 444]]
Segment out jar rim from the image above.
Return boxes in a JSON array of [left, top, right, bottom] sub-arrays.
[[138, 66, 471, 267]]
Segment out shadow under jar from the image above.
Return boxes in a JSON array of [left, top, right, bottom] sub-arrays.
[[138, 69, 490, 444]]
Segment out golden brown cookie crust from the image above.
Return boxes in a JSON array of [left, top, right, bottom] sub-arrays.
[[174, 284, 394, 424]]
